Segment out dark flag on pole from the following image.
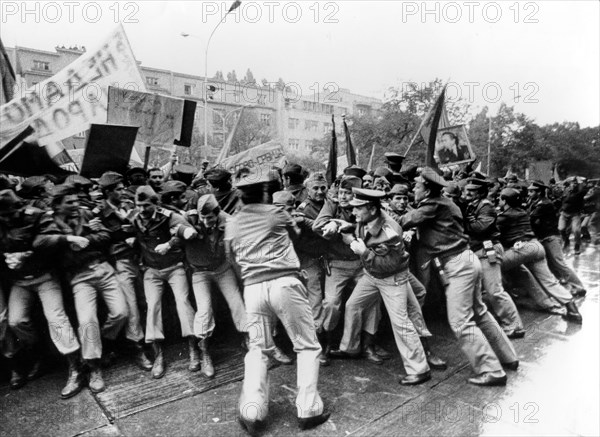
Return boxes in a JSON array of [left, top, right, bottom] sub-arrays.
[[342, 115, 357, 166], [0, 37, 16, 105], [325, 114, 337, 185], [422, 85, 447, 171]]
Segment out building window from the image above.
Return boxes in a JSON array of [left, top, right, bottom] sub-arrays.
[[184, 84, 193, 95], [304, 120, 318, 132], [146, 76, 159, 86], [33, 60, 50, 71], [260, 113, 271, 126], [288, 138, 300, 150], [288, 118, 299, 129]]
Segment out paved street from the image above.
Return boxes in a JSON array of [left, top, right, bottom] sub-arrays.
[[1, 245, 598, 437]]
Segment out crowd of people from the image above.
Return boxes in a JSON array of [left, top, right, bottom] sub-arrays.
[[0, 153, 598, 434]]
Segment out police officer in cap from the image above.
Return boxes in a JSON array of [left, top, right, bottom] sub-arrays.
[[401, 168, 518, 386]]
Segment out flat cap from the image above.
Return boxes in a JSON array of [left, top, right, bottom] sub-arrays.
[[197, 193, 220, 215], [126, 167, 148, 179], [349, 187, 386, 207], [465, 178, 490, 190], [98, 171, 124, 188], [373, 166, 392, 178], [527, 180, 549, 191], [500, 187, 521, 200], [340, 176, 362, 191], [272, 190, 296, 207], [389, 184, 410, 196], [205, 169, 232, 184], [415, 167, 448, 187], [135, 185, 159, 203], [344, 165, 367, 179], [0, 189, 23, 212], [384, 152, 405, 163], [161, 180, 187, 196], [283, 163, 303, 176]]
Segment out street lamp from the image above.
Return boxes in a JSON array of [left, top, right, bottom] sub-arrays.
[[182, 1, 242, 160]]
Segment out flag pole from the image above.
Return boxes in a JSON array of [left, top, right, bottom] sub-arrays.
[[487, 115, 492, 175]]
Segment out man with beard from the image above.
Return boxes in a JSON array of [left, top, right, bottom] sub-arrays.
[[527, 180, 587, 297], [463, 179, 525, 339], [400, 168, 517, 386]]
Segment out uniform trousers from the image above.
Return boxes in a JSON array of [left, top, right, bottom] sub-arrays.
[[474, 245, 523, 334], [443, 250, 516, 374], [339, 270, 430, 375], [501, 239, 573, 305], [71, 262, 128, 360], [191, 263, 247, 339], [143, 263, 195, 342], [558, 212, 582, 249], [321, 259, 363, 332], [240, 276, 323, 421], [299, 256, 324, 330], [540, 235, 586, 293], [114, 258, 145, 342]]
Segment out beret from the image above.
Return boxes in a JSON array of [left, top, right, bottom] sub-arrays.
[[161, 180, 187, 196], [340, 176, 362, 191], [135, 185, 159, 203], [98, 171, 124, 188], [389, 184, 410, 196]]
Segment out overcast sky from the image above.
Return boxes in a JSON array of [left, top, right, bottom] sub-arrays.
[[2, 1, 599, 127]]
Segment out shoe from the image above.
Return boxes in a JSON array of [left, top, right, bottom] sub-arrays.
[[362, 346, 383, 365], [151, 343, 166, 379], [188, 338, 201, 372], [88, 362, 106, 394], [272, 346, 293, 365], [507, 329, 526, 339], [319, 352, 330, 367], [374, 344, 392, 360], [468, 372, 507, 386], [198, 339, 215, 378], [571, 288, 587, 298], [61, 353, 84, 399], [133, 343, 153, 371], [564, 301, 583, 324], [329, 349, 360, 359], [298, 412, 330, 430], [238, 416, 265, 436], [26, 359, 43, 381], [574, 245, 581, 255], [9, 370, 27, 390], [502, 361, 519, 371], [421, 337, 447, 370], [400, 371, 431, 386]]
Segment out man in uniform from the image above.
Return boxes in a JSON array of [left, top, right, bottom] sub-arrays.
[[527, 180, 587, 297], [559, 177, 587, 254], [225, 169, 329, 433], [1, 189, 83, 397], [463, 178, 525, 338], [401, 168, 518, 386]]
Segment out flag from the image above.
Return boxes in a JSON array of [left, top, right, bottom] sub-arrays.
[[552, 164, 561, 182], [325, 115, 337, 185], [366, 143, 376, 172], [474, 161, 483, 174], [215, 107, 246, 165], [421, 86, 447, 170], [342, 115, 357, 166], [0, 37, 16, 105], [0, 140, 74, 178]]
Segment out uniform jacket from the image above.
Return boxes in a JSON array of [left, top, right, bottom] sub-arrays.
[[527, 197, 559, 240], [464, 198, 501, 251], [93, 200, 136, 260], [178, 211, 230, 271], [496, 207, 536, 248], [294, 197, 328, 259], [312, 199, 359, 261]]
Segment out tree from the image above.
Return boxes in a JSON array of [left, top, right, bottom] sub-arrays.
[[226, 70, 238, 83], [213, 70, 224, 81], [225, 110, 273, 155], [243, 68, 256, 85]]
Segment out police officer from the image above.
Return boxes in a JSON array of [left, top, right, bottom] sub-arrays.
[[401, 168, 518, 386], [225, 168, 329, 433], [463, 178, 525, 338]]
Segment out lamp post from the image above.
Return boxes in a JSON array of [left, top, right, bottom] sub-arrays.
[[181, 1, 241, 159]]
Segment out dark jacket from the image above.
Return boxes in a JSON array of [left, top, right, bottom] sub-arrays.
[[527, 197, 559, 240], [93, 200, 137, 260], [464, 198, 501, 251], [561, 184, 587, 214], [294, 197, 328, 259], [179, 211, 230, 271], [312, 199, 359, 261], [356, 211, 409, 278], [496, 207, 536, 248]]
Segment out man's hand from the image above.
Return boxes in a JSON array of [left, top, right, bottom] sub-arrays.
[[182, 227, 198, 240], [333, 219, 353, 232], [155, 242, 171, 255], [125, 237, 136, 247], [88, 217, 103, 231], [403, 230, 414, 243], [67, 236, 90, 249], [350, 238, 367, 256], [321, 221, 338, 237]]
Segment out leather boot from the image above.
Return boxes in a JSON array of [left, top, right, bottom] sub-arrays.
[[101, 339, 117, 368], [132, 341, 153, 371], [420, 337, 447, 370], [319, 330, 333, 366], [87, 359, 106, 394], [188, 337, 201, 372], [564, 301, 583, 324], [9, 356, 27, 390], [151, 342, 166, 379], [61, 352, 84, 399], [362, 332, 383, 365], [272, 346, 293, 365], [198, 338, 215, 378]]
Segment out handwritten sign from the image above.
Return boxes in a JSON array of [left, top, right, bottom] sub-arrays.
[[218, 140, 287, 174], [0, 24, 145, 149], [107, 86, 184, 150]]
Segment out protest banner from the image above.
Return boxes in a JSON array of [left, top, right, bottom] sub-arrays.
[[218, 140, 287, 176], [0, 24, 146, 150], [107, 86, 184, 150]]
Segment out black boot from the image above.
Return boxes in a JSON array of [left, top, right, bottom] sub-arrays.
[[319, 331, 333, 366], [132, 341, 153, 371], [151, 342, 166, 379], [420, 337, 447, 370], [61, 352, 84, 399], [8, 355, 27, 390], [188, 337, 201, 372], [361, 332, 383, 365], [564, 301, 583, 324]]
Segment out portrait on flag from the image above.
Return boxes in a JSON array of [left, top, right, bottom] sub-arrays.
[[434, 124, 474, 166]]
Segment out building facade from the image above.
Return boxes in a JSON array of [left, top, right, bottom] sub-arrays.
[[6, 45, 382, 159]]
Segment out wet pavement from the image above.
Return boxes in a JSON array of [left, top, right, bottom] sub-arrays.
[[1, 245, 598, 437]]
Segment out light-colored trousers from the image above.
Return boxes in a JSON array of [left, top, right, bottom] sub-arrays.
[[321, 259, 363, 332], [143, 263, 195, 342], [240, 276, 323, 421], [540, 235, 586, 293], [191, 263, 247, 338], [114, 258, 145, 342]]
